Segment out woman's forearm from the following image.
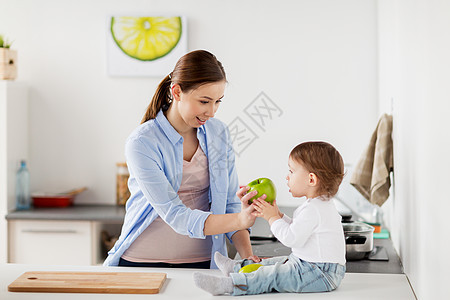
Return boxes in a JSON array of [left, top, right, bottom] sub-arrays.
[[204, 215, 254, 259], [231, 230, 253, 259], [203, 187, 258, 236], [203, 213, 244, 235]]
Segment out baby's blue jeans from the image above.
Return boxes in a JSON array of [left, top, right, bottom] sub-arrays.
[[229, 253, 345, 296]]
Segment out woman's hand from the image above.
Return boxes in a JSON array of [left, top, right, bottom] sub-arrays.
[[231, 230, 261, 263], [236, 186, 253, 205], [236, 186, 258, 229], [246, 254, 262, 263], [252, 198, 282, 225], [203, 187, 261, 235]]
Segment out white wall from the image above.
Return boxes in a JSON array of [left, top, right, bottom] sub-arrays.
[[3, 0, 450, 296], [378, 0, 450, 299], [0, 0, 377, 205], [0, 0, 378, 206], [0, 82, 29, 263]]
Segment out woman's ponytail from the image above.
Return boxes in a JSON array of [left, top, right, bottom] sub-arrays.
[[141, 74, 172, 124]]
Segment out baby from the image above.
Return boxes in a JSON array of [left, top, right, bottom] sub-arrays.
[[194, 141, 346, 296]]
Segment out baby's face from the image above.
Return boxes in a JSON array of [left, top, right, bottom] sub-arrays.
[[286, 157, 312, 198]]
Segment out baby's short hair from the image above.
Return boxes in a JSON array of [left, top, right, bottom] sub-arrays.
[[290, 141, 345, 198]]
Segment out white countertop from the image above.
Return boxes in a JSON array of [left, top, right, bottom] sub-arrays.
[[0, 263, 415, 299]]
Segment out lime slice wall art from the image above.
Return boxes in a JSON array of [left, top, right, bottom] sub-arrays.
[[107, 16, 187, 77]]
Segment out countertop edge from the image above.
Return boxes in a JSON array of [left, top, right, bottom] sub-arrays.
[[4, 205, 126, 222]]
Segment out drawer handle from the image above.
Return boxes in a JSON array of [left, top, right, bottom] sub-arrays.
[[22, 229, 78, 234]]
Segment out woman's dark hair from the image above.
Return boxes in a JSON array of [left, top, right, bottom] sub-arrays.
[[141, 50, 226, 123], [290, 141, 345, 199]]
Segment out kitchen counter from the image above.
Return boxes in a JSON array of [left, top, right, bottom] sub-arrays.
[[5, 205, 126, 265], [0, 263, 415, 299], [345, 238, 403, 274], [249, 214, 404, 274], [250, 220, 403, 274], [248, 237, 403, 274], [6, 205, 404, 274], [5, 205, 125, 222]]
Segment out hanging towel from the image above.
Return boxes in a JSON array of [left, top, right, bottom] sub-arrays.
[[350, 114, 393, 206]]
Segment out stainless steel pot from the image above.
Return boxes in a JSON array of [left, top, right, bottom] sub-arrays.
[[343, 222, 374, 260]]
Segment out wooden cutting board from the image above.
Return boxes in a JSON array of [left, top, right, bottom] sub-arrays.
[[8, 271, 166, 294]]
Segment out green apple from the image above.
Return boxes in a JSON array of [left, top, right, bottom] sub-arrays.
[[246, 177, 276, 204], [239, 263, 263, 273]]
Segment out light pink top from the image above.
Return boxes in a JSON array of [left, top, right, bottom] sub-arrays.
[[122, 145, 212, 263]]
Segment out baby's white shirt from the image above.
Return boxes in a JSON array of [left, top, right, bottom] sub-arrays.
[[271, 197, 346, 265]]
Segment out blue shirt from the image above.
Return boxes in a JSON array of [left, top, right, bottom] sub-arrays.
[[104, 110, 241, 268]]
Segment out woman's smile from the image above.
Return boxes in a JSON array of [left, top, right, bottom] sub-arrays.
[[196, 116, 208, 125]]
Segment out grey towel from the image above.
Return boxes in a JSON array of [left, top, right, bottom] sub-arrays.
[[350, 114, 393, 206]]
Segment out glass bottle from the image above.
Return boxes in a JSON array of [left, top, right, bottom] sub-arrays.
[[116, 162, 130, 205], [16, 160, 31, 210]]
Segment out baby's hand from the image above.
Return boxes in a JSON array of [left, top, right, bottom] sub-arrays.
[[252, 198, 281, 225]]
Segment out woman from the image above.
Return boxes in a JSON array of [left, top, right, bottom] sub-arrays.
[[104, 50, 261, 269]]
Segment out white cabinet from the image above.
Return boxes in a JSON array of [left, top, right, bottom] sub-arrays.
[[0, 81, 29, 264], [8, 220, 95, 265], [6, 206, 125, 265]]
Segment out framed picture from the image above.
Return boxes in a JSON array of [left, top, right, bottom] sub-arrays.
[[106, 16, 187, 77]]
